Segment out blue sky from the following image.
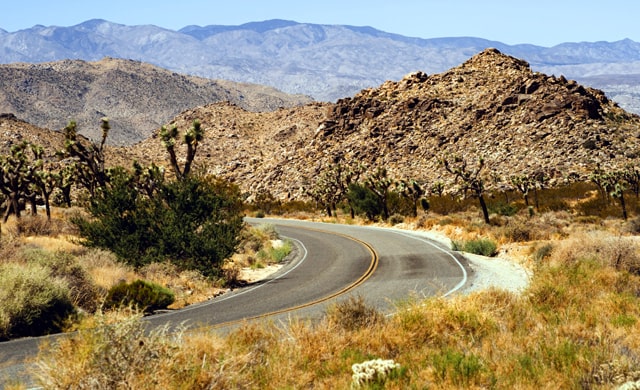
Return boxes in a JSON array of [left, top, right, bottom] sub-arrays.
[[1, 0, 637, 47]]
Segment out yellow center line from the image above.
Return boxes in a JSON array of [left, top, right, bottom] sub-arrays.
[[210, 225, 379, 329]]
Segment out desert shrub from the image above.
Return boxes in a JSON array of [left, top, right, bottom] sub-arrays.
[[74, 172, 244, 278], [533, 243, 554, 262], [104, 280, 175, 314], [0, 263, 75, 339], [431, 348, 486, 387], [15, 214, 53, 236], [551, 231, 640, 274], [257, 239, 292, 263], [35, 311, 177, 389], [501, 218, 532, 242], [453, 238, 497, 257], [428, 195, 474, 215], [488, 201, 519, 217], [388, 213, 405, 225], [21, 249, 100, 313], [326, 295, 384, 331], [347, 183, 384, 221], [623, 216, 640, 234], [386, 191, 415, 217]]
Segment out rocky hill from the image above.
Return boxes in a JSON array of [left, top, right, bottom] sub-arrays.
[[124, 49, 640, 200], [0, 57, 312, 145], [2, 19, 640, 114]]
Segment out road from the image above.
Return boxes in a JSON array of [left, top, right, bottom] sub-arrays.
[[0, 218, 472, 386]]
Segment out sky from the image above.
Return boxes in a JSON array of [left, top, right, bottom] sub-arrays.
[[1, 0, 638, 47]]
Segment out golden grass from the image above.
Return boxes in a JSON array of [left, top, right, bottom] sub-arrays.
[[5, 200, 640, 388], [30, 240, 640, 388]]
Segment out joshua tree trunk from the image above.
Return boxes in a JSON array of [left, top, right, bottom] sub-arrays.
[[478, 195, 490, 224]]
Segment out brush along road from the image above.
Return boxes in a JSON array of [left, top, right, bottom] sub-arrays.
[[0, 218, 472, 383]]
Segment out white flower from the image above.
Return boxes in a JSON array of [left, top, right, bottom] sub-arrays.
[[351, 358, 401, 388]]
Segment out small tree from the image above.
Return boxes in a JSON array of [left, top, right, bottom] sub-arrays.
[[60, 119, 110, 196], [365, 167, 393, 220], [441, 154, 491, 224], [160, 120, 203, 181], [510, 174, 533, 207], [396, 179, 426, 217]]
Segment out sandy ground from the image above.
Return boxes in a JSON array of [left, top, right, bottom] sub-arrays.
[[241, 227, 531, 295]]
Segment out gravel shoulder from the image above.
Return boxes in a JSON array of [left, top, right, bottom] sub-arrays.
[[400, 228, 531, 294]]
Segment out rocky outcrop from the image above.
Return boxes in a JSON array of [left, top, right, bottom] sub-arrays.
[[4, 50, 640, 201]]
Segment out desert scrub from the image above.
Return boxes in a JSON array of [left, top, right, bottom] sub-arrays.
[[452, 237, 497, 257], [104, 279, 175, 314], [20, 248, 100, 313], [0, 263, 75, 339], [35, 311, 178, 389], [326, 295, 385, 331], [257, 239, 292, 263]]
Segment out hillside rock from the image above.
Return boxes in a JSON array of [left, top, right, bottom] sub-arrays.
[[3, 50, 639, 202], [127, 49, 640, 200], [0, 57, 312, 145]]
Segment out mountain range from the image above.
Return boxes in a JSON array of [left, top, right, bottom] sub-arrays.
[[1, 19, 640, 114]]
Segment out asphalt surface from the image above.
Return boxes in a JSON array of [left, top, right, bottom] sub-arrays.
[[0, 218, 472, 387]]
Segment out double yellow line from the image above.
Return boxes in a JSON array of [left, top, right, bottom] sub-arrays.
[[212, 226, 379, 329]]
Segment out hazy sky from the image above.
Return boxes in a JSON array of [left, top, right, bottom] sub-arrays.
[[1, 0, 637, 47]]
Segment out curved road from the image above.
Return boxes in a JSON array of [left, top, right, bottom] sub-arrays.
[[0, 218, 472, 385]]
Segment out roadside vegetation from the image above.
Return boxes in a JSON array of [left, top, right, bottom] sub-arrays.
[[1, 120, 640, 387]]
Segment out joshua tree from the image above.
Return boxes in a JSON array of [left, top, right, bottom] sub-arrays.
[[441, 154, 490, 224], [365, 167, 393, 220], [0, 142, 30, 222], [396, 179, 426, 217], [60, 119, 110, 196], [430, 181, 445, 197], [510, 174, 533, 207], [307, 162, 364, 217], [160, 120, 203, 181], [132, 161, 165, 198]]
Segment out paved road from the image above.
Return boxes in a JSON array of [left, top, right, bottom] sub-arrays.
[[0, 218, 472, 386]]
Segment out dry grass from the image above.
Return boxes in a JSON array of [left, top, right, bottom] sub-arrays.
[[30, 229, 640, 388], [4, 198, 639, 388]]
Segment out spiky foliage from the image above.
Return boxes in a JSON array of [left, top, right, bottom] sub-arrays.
[[0, 141, 46, 222], [365, 167, 393, 220], [59, 119, 110, 197], [441, 154, 490, 224], [307, 162, 365, 217], [396, 179, 426, 217], [160, 120, 203, 181]]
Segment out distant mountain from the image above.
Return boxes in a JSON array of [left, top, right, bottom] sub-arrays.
[[0, 57, 312, 145], [1, 19, 640, 113]]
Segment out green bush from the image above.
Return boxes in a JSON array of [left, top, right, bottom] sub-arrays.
[[0, 263, 75, 340], [488, 201, 519, 217], [452, 238, 498, 257], [347, 183, 384, 221], [74, 172, 244, 278], [104, 279, 175, 314]]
